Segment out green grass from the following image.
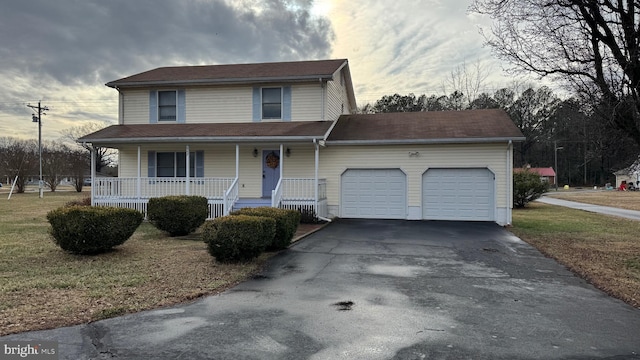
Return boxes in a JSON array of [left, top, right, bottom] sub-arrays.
[[0, 191, 270, 335], [512, 202, 640, 308]]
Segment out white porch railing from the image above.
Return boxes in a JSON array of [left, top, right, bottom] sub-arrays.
[[93, 177, 235, 199], [92, 177, 327, 220], [272, 178, 284, 208], [279, 178, 327, 218], [223, 178, 239, 216]]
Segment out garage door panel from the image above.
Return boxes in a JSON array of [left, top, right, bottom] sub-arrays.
[[422, 168, 494, 221], [341, 169, 406, 219]]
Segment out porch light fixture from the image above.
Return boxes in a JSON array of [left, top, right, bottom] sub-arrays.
[[286, 147, 291, 157], [253, 148, 258, 157]]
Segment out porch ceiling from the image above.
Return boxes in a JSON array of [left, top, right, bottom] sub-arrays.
[[78, 121, 333, 145]]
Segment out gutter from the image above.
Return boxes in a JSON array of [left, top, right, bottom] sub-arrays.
[[106, 74, 336, 88], [326, 137, 526, 146], [78, 135, 327, 145]]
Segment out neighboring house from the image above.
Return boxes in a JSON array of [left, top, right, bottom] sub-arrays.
[[614, 156, 640, 188], [80, 59, 525, 225], [514, 167, 556, 185]]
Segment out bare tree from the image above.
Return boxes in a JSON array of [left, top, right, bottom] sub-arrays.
[[0, 138, 38, 193], [441, 60, 492, 108], [470, 0, 640, 145], [42, 142, 72, 192], [60, 121, 114, 173]]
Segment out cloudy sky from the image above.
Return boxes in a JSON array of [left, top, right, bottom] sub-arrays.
[[0, 0, 519, 142]]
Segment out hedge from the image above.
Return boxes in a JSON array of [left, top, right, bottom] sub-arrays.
[[147, 195, 208, 236], [231, 207, 301, 249], [47, 206, 143, 254], [202, 215, 276, 263]]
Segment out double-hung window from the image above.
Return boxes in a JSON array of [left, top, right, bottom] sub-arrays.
[[158, 91, 177, 121], [156, 152, 195, 177], [262, 87, 282, 120]]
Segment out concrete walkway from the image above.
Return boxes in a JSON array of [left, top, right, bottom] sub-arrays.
[[537, 196, 640, 221]]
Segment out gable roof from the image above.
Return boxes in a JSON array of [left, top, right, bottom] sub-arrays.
[[106, 59, 349, 88], [78, 121, 334, 145], [326, 109, 525, 144]]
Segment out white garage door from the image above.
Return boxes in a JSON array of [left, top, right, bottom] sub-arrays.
[[341, 169, 406, 219], [422, 168, 494, 221]]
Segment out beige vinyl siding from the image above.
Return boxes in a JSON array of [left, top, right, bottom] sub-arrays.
[[318, 143, 509, 208], [121, 89, 150, 125], [187, 86, 253, 123], [325, 69, 348, 121], [291, 84, 322, 121]]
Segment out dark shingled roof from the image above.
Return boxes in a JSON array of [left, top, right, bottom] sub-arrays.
[[106, 59, 348, 87], [327, 109, 524, 143], [79, 121, 333, 144]]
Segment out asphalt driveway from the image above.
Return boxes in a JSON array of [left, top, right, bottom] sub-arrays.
[[2, 219, 640, 359]]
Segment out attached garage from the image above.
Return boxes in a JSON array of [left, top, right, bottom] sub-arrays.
[[422, 168, 495, 221], [341, 169, 406, 219]]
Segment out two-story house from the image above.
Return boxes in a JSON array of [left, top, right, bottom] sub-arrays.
[[80, 59, 524, 225]]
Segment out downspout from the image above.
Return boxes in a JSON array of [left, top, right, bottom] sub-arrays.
[[506, 140, 512, 226], [314, 138, 332, 222]]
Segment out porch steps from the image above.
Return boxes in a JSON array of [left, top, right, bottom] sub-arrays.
[[232, 197, 272, 211]]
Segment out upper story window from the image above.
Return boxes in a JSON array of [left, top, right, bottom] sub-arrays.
[[262, 87, 282, 120], [156, 152, 195, 177], [158, 90, 177, 121]]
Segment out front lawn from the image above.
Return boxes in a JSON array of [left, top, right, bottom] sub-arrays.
[[0, 192, 269, 336], [511, 202, 640, 308]]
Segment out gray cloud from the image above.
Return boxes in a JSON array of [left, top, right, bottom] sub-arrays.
[[0, 0, 334, 139]]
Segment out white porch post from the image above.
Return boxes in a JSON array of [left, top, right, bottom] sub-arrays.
[[90, 147, 96, 206], [279, 144, 284, 180], [185, 145, 190, 195], [235, 144, 239, 179], [136, 146, 141, 199], [314, 140, 319, 215]]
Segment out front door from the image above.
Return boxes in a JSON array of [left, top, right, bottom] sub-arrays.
[[262, 150, 281, 197]]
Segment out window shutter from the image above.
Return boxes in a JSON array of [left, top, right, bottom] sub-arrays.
[[252, 87, 261, 122], [196, 151, 204, 177], [177, 90, 186, 123], [148, 151, 156, 177], [149, 91, 158, 124], [283, 86, 291, 121]]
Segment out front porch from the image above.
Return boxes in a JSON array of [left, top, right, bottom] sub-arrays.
[[90, 143, 328, 220], [92, 176, 327, 219]]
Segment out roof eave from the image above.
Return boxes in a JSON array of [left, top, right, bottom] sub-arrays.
[[325, 137, 527, 145], [79, 135, 326, 145], [106, 74, 336, 88]]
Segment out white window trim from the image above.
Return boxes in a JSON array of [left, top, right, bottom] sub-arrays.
[[157, 90, 178, 122], [261, 87, 283, 121]]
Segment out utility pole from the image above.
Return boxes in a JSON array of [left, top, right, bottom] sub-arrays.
[[27, 101, 49, 199]]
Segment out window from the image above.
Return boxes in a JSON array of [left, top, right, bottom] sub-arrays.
[[156, 152, 195, 177], [262, 87, 282, 119], [158, 91, 177, 121]]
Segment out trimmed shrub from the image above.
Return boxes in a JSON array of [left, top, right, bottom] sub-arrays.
[[513, 170, 549, 208], [47, 206, 143, 254], [65, 197, 91, 207], [202, 215, 276, 263], [147, 195, 208, 236], [297, 207, 319, 224], [231, 207, 301, 249]]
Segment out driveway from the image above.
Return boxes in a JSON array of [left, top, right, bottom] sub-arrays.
[[2, 219, 640, 359], [538, 195, 640, 221]]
